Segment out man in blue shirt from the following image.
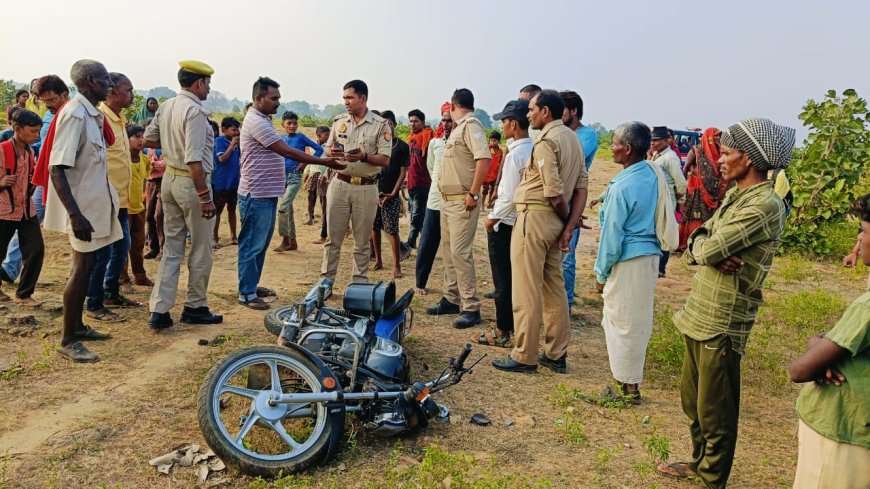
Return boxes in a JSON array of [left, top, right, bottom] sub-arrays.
[[212, 117, 241, 247], [274, 111, 323, 252], [559, 90, 598, 311], [594, 121, 661, 403]]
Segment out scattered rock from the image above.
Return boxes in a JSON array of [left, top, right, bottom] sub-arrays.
[[337, 462, 347, 472], [470, 413, 491, 426], [566, 406, 576, 414], [442, 475, 453, 489], [150, 444, 224, 483], [7, 315, 38, 326], [39, 301, 64, 313], [504, 418, 515, 427], [198, 339, 210, 346]]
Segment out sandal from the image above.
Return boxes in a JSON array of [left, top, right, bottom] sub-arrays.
[[104, 294, 143, 308], [85, 308, 125, 322], [657, 462, 696, 480], [474, 328, 513, 348], [239, 297, 270, 310], [256, 287, 277, 298], [0, 289, 11, 302]]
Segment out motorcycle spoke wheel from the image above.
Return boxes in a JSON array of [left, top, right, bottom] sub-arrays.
[[210, 352, 327, 461]]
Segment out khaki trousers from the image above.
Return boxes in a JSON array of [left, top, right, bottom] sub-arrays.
[[794, 420, 870, 489], [509, 210, 569, 365], [321, 178, 378, 283], [440, 199, 481, 312], [149, 173, 214, 313]]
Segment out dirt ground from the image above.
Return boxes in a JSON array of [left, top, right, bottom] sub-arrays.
[[0, 157, 863, 489]]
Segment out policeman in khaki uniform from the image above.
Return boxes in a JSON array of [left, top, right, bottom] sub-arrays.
[[426, 88, 491, 328], [321, 80, 391, 283], [144, 60, 222, 329], [492, 90, 588, 373]]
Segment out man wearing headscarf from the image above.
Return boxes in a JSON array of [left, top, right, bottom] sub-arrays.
[[658, 117, 796, 488]]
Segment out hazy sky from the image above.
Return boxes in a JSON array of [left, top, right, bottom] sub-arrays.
[[3, 0, 868, 139]]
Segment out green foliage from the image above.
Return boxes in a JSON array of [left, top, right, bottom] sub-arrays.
[[642, 433, 671, 462], [394, 123, 410, 142], [783, 89, 870, 254], [0, 79, 19, 125], [597, 130, 613, 160], [473, 108, 493, 129], [645, 305, 684, 386], [747, 289, 847, 388], [556, 415, 587, 445], [122, 93, 145, 123], [298, 114, 332, 128]]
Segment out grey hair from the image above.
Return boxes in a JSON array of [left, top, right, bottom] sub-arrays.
[[614, 121, 651, 157], [69, 59, 107, 88]]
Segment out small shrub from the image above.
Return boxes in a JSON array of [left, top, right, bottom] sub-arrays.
[[646, 305, 684, 386], [642, 433, 671, 462]]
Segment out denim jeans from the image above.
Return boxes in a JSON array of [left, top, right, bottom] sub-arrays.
[[561, 227, 581, 308], [87, 208, 130, 310], [237, 194, 278, 301], [1, 186, 44, 281], [277, 172, 302, 239], [406, 187, 430, 247]]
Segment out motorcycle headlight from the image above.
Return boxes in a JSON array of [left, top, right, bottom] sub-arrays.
[[373, 337, 403, 357]]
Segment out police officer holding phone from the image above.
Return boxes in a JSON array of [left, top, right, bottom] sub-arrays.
[[321, 80, 391, 283]]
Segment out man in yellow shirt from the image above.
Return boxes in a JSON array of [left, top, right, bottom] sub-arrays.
[[119, 124, 153, 291], [24, 78, 48, 118], [88, 73, 141, 323]]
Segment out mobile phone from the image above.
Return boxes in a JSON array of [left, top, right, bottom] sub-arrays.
[[347, 148, 362, 155], [333, 141, 345, 153]]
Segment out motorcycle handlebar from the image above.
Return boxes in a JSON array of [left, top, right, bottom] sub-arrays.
[[454, 343, 472, 369]]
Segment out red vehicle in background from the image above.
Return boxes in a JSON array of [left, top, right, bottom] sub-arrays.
[[672, 128, 702, 163]]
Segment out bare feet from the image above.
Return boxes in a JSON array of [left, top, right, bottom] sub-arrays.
[[312, 237, 326, 244], [13, 296, 41, 307], [0, 288, 10, 302], [370, 262, 384, 272], [274, 238, 295, 252], [414, 287, 427, 295], [212, 238, 221, 250], [288, 238, 298, 251], [392, 268, 402, 279], [120, 283, 136, 295], [230, 238, 238, 245], [304, 218, 314, 225]]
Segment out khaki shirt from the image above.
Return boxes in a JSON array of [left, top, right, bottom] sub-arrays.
[[43, 92, 120, 239], [143, 90, 214, 173], [437, 113, 490, 195], [326, 109, 391, 178], [99, 103, 132, 208], [514, 120, 588, 206]]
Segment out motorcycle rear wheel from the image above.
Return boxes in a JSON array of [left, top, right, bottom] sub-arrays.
[[197, 345, 339, 476]]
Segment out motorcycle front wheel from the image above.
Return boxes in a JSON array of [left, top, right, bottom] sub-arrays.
[[197, 345, 339, 477]]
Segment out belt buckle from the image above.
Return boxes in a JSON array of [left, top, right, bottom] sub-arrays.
[[350, 176, 362, 185]]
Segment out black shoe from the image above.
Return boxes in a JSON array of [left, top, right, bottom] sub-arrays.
[[483, 290, 497, 299], [181, 306, 223, 324], [400, 242, 411, 261], [426, 298, 460, 316], [75, 325, 112, 341], [453, 311, 481, 329], [538, 352, 567, 373], [148, 312, 173, 330], [491, 357, 537, 373]]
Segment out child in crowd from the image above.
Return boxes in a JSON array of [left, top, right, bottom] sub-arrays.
[[213, 117, 241, 248], [482, 131, 503, 208], [370, 111, 410, 278], [275, 111, 322, 252], [788, 194, 870, 489], [306, 125, 331, 244], [119, 124, 153, 292]]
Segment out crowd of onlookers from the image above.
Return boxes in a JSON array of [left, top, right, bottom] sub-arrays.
[[1, 59, 866, 488]]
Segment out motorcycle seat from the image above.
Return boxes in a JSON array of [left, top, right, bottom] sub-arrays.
[[381, 289, 415, 319]]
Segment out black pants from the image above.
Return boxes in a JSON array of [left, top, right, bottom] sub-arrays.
[[487, 223, 513, 332], [0, 217, 44, 299], [415, 208, 441, 289], [406, 186, 430, 247], [659, 250, 670, 275]]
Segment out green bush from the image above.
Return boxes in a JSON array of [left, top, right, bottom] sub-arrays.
[[783, 89, 870, 255]]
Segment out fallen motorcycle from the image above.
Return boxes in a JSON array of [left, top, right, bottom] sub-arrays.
[[197, 279, 483, 477]]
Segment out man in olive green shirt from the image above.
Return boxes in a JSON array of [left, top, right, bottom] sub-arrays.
[[658, 118, 795, 489]]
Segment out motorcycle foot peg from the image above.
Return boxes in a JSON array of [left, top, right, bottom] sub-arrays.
[[279, 325, 299, 344]]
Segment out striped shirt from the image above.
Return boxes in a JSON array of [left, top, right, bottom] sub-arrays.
[[238, 107, 283, 198], [674, 181, 785, 354]]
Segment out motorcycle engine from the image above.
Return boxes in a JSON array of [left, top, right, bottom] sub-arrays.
[[363, 396, 425, 437]]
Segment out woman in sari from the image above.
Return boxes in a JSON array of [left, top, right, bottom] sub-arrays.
[[131, 97, 158, 124], [679, 127, 731, 249]]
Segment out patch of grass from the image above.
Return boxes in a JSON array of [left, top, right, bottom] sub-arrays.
[[556, 415, 587, 446], [383, 442, 552, 488], [646, 305, 684, 386], [774, 254, 820, 283], [248, 472, 335, 489], [0, 364, 23, 382], [642, 433, 671, 462], [748, 290, 847, 388], [594, 446, 621, 473], [553, 383, 633, 410], [32, 338, 54, 370]]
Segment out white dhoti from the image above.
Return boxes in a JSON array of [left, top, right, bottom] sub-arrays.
[[601, 254, 659, 384]]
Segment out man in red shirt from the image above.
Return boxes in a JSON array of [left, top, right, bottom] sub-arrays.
[[405, 109, 434, 249]]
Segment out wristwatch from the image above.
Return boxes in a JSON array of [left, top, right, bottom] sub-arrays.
[[468, 192, 480, 201]]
